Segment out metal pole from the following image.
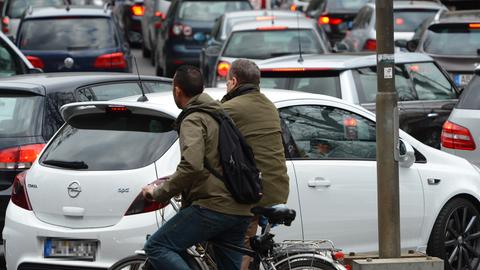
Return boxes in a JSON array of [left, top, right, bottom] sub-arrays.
[[375, 0, 400, 259]]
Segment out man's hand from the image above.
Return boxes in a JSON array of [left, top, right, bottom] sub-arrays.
[[142, 184, 157, 201]]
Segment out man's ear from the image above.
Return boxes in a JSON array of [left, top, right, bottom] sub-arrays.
[[174, 85, 181, 96]]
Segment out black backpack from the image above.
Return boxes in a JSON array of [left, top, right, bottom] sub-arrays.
[[177, 108, 263, 204]]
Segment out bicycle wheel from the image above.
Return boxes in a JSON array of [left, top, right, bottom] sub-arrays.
[[274, 256, 338, 270], [109, 254, 148, 270]]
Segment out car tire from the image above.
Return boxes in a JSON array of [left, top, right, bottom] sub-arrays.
[[427, 198, 480, 270], [142, 42, 151, 58]]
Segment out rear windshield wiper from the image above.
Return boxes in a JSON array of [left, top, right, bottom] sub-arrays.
[[43, 159, 88, 169]]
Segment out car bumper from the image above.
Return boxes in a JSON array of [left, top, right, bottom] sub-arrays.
[[3, 202, 175, 270], [166, 44, 202, 67]]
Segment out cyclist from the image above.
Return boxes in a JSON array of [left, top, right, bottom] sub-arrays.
[[142, 65, 252, 270]]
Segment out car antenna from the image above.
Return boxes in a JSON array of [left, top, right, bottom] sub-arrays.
[[296, 11, 304, 63], [133, 56, 148, 102]]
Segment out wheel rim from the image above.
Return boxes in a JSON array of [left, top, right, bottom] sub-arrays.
[[444, 205, 480, 270]]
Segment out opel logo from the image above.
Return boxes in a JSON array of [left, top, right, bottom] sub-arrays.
[[67, 181, 82, 198], [64, 57, 74, 69]]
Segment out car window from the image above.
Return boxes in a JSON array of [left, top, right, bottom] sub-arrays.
[[355, 65, 417, 103], [6, 0, 63, 18], [224, 29, 323, 60], [280, 105, 376, 160], [405, 62, 456, 100], [456, 75, 480, 110], [0, 94, 43, 137], [18, 18, 117, 51], [351, 6, 371, 30], [76, 81, 170, 101], [326, 0, 369, 10], [40, 113, 178, 171], [177, 1, 251, 21], [0, 40, 21, 77], [423, 23, 480, 56], [392, 9, 438, 32]]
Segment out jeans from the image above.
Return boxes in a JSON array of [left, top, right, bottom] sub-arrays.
[[144, 205, 251, 270]]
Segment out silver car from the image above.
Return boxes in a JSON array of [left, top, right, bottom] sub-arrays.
[[340, 0, 447, 52], [442, 67, 480, 165]]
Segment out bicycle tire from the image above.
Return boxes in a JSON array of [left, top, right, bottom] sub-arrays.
[[274, 256, 338, 270], [109, 254, 148, 270]]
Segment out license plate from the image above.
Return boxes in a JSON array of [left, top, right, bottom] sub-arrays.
[[44, 238, 98, 261], [454, 74, 474, 87]]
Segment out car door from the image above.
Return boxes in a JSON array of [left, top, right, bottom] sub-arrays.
[[277, 99, 424, 253]]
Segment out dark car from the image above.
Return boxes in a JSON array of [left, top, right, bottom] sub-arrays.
[[401, 10, 480, 88], [0, 30, 38, 76], [16, 5, 132, 73], [257, 53, 460, 148], [140, 0, 170, 60], [0, 72, 171, 231], [305, 0, 369, 45], [154, 0, 252, 77], [112, 0, 145, 45]]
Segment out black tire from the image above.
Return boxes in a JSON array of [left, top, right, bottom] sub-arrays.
[[109, 254, 147, 270], [275, 257, 337, 270], [427, 198, 480, 270]]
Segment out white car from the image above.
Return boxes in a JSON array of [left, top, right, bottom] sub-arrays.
[[4, 89, 480, 270]]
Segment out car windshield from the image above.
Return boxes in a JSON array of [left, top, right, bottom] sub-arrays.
[[326, 0, 369, 11], [18, 18, 116, 51], [6, 0, 64, 18], [393, 9, 438, 32], [260, 71, 341, 98], [177, 1, 251, 21], [40, 113, 178, 171], [223, 29, 323, 60], [423, 23, 480, 56], [0, 94, 43, 137]]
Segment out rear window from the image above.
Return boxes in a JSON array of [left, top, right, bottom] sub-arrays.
[[423, 23, 480, 56], [0, 94, 43, 137], [261, 70, 341, 98], [18, 17, 117, 51], [75, 81, 170, 101], [457, 75, 480, 110], [6, 0, 64, 18], [40, 113, 177, 171], [393, 9, 438, 32], [224, 29, 323, 60], [177, 1, 251, 21], [326, 0, 369, 10]]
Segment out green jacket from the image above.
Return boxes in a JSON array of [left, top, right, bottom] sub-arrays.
[[222, 84, 289, 207], [153, 93, 253, 216]]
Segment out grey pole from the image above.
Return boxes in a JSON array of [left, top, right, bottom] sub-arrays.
[[375, 0, 401, 258]]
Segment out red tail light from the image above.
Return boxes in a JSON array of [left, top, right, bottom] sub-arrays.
[[125, 179, 169, 216], [441, 120, 476, 151], [171, 23, 193, 37], [469, 23, 480, 29], [364, 39, 377, 51], [94, 52, 127, 69], [26, 56, 44, 69], [155, 11, 166, 20], [318, 16, 343, 25], [256, 25, 288, 31], [290, 4, 297, 11], [2, 16, 9, 34], [11, 172, 32, 210], [131, 5, 145, 16], [217, 61, 231, 78], [0, 144, 45, 170]]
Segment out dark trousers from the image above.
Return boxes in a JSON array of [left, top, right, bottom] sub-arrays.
[[144, 205, 251, 270]]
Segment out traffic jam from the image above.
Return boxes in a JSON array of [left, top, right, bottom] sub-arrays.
[[0, 0, 479, 269]]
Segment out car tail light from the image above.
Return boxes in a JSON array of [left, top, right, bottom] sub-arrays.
[[131, 5, 145, 16], [217, 61, 231, 78], [256, 16, 275, 21], [94, 52, 127, 69], [364, 39, 377, 51], [1, 16, 9, 34], [11, 172, 32, 211], [125, 179, 169, 216], [469, 23, 480, 29], [256, 25, 288, 31], [26, 56, 44, 69], [0, 144, 45, 170], [182, 25, 192, 36], [155, 11, 166, 20], [441, 120, 476, 151], [290, 4, 297, 11], [318, 16, 343, 25]]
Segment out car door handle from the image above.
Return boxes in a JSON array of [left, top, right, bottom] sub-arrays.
[[308, 178, 331, 188], [427, 113, 439, 118]]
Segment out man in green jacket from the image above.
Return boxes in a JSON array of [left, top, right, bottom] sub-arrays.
[[142, 65, 252, 270], [221, 59, 290, 269]]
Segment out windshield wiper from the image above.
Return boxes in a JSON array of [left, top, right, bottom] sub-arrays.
[[43, 159, 88, 169]]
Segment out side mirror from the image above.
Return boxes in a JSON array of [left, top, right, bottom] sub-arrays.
[[205, 45, 221, 56], [406, 39, 419, 52], [399, 139, 415, 168], [28, 68, 43, 74], [333, 41, 349, 53], [395, 40, 407, 48]]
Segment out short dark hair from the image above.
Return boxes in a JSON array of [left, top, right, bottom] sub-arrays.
[[173, 65, 204, 97], [229, 59, 260, 85]]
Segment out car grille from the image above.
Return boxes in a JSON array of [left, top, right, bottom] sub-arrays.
[[18, 263, 107, 270]]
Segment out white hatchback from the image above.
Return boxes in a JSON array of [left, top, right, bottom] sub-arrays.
[[4, 89, 480, 270]]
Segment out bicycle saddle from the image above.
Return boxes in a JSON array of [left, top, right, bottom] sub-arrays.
[[251, 206, 296, 226]]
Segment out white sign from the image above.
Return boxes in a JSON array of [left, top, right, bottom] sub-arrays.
[[384, 67, 393, 79]]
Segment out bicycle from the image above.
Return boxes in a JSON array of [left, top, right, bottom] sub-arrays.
[[109, 199, 347, 270]]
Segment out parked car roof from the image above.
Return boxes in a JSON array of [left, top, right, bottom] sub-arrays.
[[367, 1, 446, 9]]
